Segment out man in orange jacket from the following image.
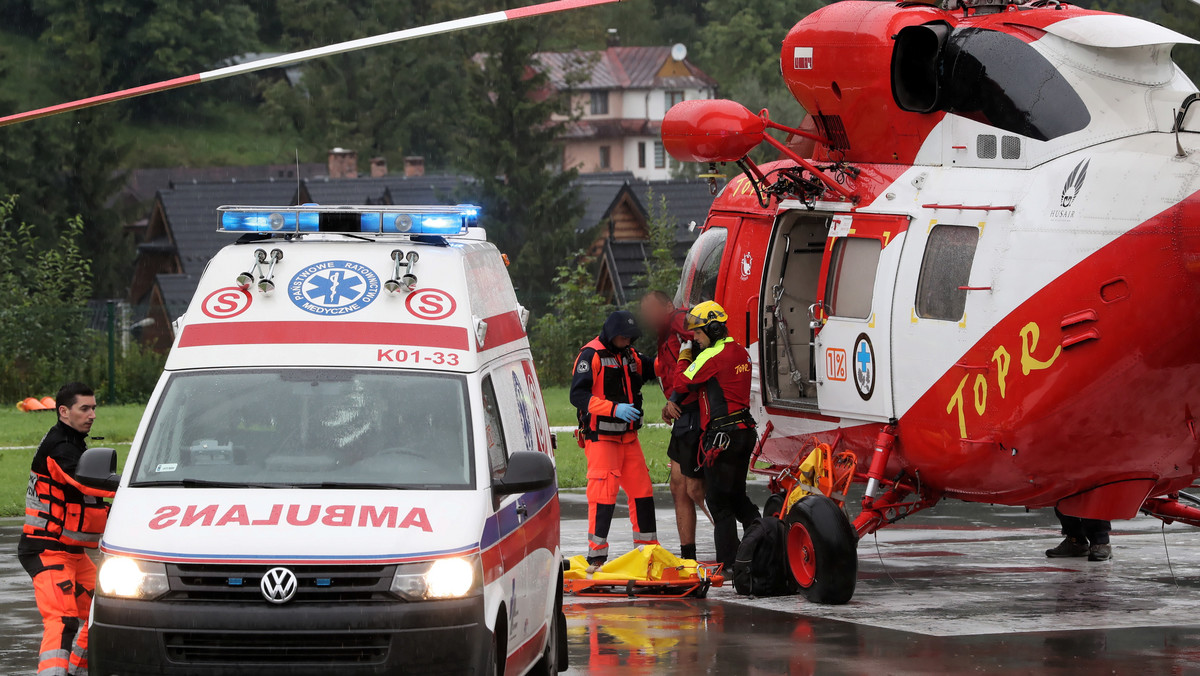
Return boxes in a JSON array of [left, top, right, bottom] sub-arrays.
[[18, 382, 115, 676], [571, 310, 658, 566]]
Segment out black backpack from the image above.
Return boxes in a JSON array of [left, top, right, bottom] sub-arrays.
[[732, 516, 793, 597]]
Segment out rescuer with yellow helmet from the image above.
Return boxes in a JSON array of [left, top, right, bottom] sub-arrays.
[[676, 301, 760, 569]]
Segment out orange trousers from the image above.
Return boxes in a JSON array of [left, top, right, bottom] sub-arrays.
[[20, 549, 95, 676], [584, 433, 657, 561]]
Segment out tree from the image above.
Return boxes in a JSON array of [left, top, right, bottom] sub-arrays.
[[35, 0, 259, 119], [630, 190, 683, 301], [261, 0, 467, 167], [529, 255, 612, 386], [456, 18, 584, 312], [696, 0, 826, 123], [0, 196, 94, 399], [0, 2, 133, 297]]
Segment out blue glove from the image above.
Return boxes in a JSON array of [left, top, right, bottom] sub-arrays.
[[613, 403, 642, 423]]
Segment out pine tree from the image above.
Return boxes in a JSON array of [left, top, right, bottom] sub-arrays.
[[261, 0, 467, 167], [456, 19, 584, 313], [630, 189, 683, 302]]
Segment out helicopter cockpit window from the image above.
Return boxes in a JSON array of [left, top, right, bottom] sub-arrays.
[[824, 237, 881, 320], [916, 225, 980, 321], [676, 226, 728, 307]]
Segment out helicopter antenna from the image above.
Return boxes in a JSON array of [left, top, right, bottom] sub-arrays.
[[0, 0, 620, 128]]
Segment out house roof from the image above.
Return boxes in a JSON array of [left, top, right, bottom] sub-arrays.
[[576, 176, 724, 239], [151, 179, 301, 314], [380, 174, 472, 206], [602, 239, 696, 305], [303, 176, 392, 205], [574, 172, 636, 234], [120, 164, 324, 206], [560, 119, 661, 140], [534, 47, 717, 91]]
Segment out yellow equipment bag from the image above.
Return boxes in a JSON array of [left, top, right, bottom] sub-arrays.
[[784, 443, 831, 514]]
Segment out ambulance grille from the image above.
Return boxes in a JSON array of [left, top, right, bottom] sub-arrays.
[[164, 563, 395, 603], [163, 631, 389, 665]]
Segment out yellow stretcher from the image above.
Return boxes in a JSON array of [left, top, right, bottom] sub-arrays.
[[562, 545, 724, 598]]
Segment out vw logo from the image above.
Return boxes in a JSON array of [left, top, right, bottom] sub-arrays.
[[260, 567, 298, 604]]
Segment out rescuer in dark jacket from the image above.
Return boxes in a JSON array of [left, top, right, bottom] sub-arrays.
[[677, 302, 761, 569], [640, 290, 708, 561], [19, 382, 114, 676], [571, 310, 658, 566]]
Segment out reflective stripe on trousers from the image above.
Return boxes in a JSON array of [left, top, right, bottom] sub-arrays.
[[20, 550, 95, 676]]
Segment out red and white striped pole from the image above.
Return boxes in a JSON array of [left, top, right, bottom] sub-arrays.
[[0, 0, 620, 128]]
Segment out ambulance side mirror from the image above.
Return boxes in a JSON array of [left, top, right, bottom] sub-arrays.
[[493, 451, 556, 496], [76, 447, 121, 492]]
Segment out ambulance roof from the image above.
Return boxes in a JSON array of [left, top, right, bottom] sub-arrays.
[[164, 205, 528, 373]]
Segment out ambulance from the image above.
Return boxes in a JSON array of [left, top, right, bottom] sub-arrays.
[[74, 204, 566, 675]]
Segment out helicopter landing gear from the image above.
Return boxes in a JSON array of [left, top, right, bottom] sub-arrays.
[[784, 494, 858, 605]]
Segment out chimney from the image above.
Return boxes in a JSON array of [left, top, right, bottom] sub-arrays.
[[403, 156, 426, 178], [328, 147, 358, 179], [370, 156, 388, 177], [606, 28, 620, 48]]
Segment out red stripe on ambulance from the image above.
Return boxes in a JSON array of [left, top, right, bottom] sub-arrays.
[[478, 310, 527, 350], [179, 320, 469, 349]]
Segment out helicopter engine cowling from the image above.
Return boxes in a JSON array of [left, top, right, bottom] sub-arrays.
[[779, 1, 949, 165]]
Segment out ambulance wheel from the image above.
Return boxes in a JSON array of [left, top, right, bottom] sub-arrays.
[[486, 621, 502, 676], [532, 572, 567, 674], [784, 495, 858, 605]]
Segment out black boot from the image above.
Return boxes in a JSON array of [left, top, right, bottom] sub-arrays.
[[680, 543, 696, 560], [1045, 536, 1089, 558]]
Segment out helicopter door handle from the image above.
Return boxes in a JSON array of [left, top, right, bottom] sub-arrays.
[[515, 500, 528, 520]]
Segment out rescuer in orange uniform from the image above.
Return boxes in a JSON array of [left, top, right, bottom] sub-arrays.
[[18, 382, 114, 676], [572, 310, 658, 566], [677, 302, 760, 569]]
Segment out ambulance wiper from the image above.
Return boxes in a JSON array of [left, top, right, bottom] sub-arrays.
[[298, 481, 412, 490], [132, 479, 295, 489]]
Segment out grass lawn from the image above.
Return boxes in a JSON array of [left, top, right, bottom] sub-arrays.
[[0, 405, 143, 517], [0, 389, 673, 516]]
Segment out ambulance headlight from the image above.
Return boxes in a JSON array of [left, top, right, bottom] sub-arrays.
[[390, 555, 481, 601], [98, 556, 169, 600]]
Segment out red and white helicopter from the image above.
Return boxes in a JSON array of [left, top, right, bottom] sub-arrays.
[[662, 0, 1200, 603]]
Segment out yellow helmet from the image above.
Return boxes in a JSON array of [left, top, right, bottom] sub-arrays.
[[685, 301, 729, 330]]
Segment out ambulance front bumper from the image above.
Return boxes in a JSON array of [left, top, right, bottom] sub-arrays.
[[88, 595, 491, 675]]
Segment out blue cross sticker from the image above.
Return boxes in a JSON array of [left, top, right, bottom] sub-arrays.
[[856, 340, 872, 375]]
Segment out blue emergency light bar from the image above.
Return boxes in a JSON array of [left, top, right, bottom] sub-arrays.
[[217, 204, 481, 235]]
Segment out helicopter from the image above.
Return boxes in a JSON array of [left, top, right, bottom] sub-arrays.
[[661, 0, 1200, 603]]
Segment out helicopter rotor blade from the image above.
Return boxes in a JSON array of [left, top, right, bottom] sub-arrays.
[[0, 0, 620, 128]]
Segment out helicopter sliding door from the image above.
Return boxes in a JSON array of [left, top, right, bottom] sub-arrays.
[[811, 213, 908, 422], [761, 211, 827, 411]]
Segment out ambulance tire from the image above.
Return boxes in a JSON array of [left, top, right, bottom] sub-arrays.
[[783, 495, 858, 605], [486, 632, 500, 676], [532, 572, 567, 674]]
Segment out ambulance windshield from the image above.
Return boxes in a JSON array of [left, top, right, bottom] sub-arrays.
[[131, 369, 474, 490]]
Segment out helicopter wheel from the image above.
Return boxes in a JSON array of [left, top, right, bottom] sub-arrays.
[[784, 495, 858, 605]]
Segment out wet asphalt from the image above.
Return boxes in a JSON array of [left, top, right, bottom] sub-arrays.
[[2, 481, 1200, 674]]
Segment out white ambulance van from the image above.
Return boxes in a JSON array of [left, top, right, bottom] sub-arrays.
[[74, 204, 566, 675]]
